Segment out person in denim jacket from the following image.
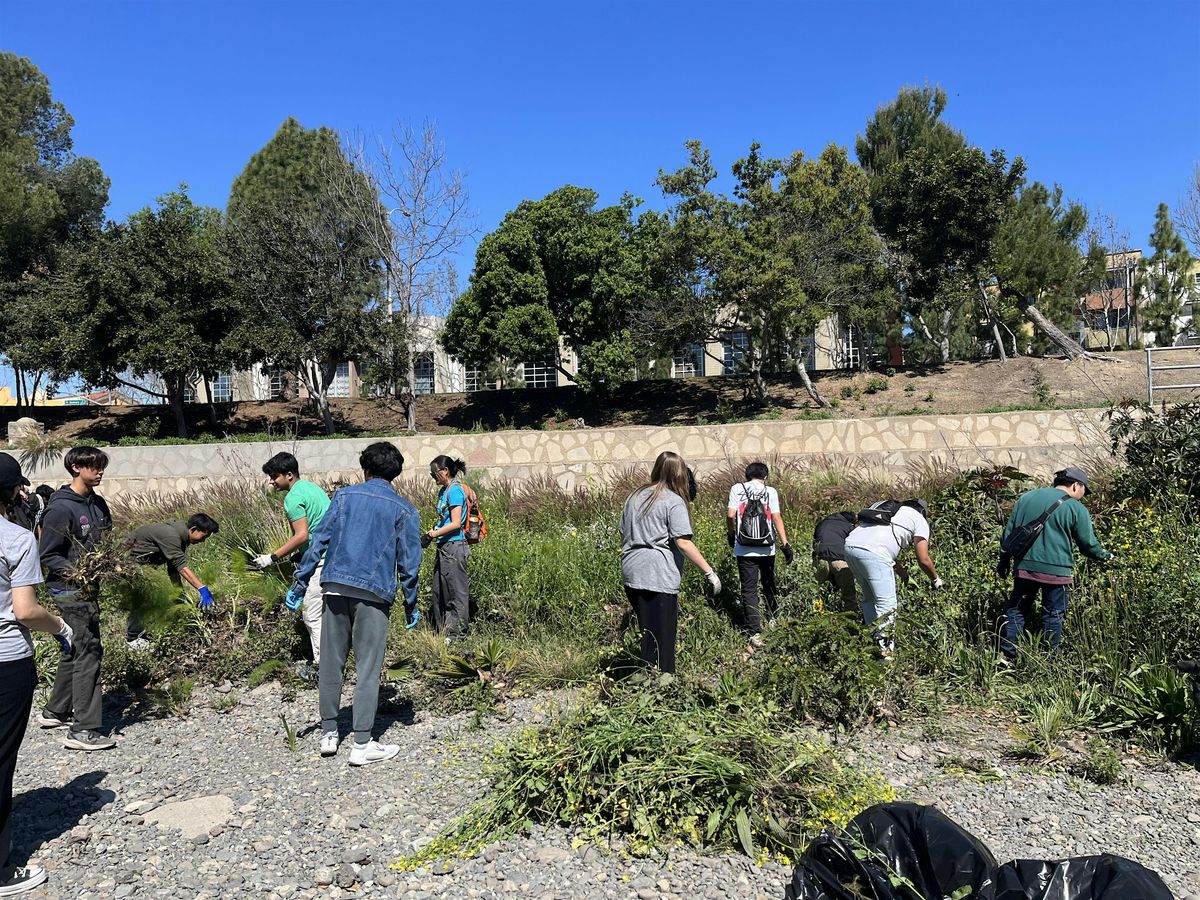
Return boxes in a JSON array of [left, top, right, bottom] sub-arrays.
[[290, 442, 421, 767]]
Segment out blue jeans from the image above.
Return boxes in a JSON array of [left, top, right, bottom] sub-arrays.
[[844, 546, 898, 651], [1001, 577, 1068, 657]]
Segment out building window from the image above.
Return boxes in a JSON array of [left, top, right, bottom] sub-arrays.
[[183, 384, 197, 404], [672, 343, 704, 378], [211, 372, 232, 403], [840, 326, 861, 370], [722, 331, 749, 376], [267, 368, 286, 400], [799, 336, 817, 371], [328, 362, 351, 398], [465, 366, 496, 392], [521, 359, 557, 390], [414, 352, 435, 395]]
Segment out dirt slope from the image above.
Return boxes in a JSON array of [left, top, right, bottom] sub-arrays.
[[5, 350, 1182, 445]]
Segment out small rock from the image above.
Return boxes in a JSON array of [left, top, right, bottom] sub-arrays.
[[327, 813, 347, 830], [431, 859, 455, 875], [896, 744, 922, 762], [335, 863, 357, 889], [533, 847, 571, 865], [376, 872, 396, 887], [124, 800, 159, 815], [314, 867, 333, 886], [215, 680, 233, 694], [341, 847, 369, 864], [254, 838, 277, 854], [374, 803, 396, 819]]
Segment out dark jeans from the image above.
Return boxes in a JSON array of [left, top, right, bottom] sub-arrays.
[[738, 555, 777, 634], [45, 595, 104, 732], [0, 656, 35, 868], [1001, 577, 1069, 657], [625, 587, 678, 674]]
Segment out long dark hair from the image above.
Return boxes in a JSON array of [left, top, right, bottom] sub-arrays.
[[638, 451, 691, 514]]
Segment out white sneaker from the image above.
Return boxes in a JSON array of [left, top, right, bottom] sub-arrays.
[[0, 864, 48, 895], [348, 740, 400, 767], [319, 731, 339, 757]]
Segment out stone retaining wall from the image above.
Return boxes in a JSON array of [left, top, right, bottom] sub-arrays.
[[21, 409, 1110, 498]]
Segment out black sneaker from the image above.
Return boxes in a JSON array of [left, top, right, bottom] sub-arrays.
[[0, 864, 47, 895], [63, 730, 116, 751], [37, 709, 71, 729]]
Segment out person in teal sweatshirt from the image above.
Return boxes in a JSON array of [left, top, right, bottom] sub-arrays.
[[999, 466, 1112, 659]]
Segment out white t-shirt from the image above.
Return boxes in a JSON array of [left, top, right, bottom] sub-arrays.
[[727, 481, 781, 558], [0, 516, 42, 662], [843, 506, 931, 564]]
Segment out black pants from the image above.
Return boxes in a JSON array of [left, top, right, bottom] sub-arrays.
[[624, 587, 678, 674], [0, 656, 35, 868], [45, 596, 104, 732], [738, 555, 777, 634]]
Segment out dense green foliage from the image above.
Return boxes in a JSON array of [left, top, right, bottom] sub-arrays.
[[1136, 203, 1196, 346]]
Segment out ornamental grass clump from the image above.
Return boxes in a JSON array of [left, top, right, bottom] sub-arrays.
[[395, 677, 893, 868]]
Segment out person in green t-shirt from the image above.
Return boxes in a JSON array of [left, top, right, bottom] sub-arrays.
[[254, 452, 331, 676]]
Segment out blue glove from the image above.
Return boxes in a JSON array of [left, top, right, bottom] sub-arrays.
[[405, 605, 420, 630], [285, 586, 304, 613], [198, 586, 215, 609]]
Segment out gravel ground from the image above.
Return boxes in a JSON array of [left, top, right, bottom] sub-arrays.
[[9, 684, 1199, 899]]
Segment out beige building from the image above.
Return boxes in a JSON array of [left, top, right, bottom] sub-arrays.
[[185, 313, 867, 401], [1077, 250, 1200, 350]]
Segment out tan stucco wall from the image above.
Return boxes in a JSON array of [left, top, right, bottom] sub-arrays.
[[21, 409, 1109, 498]]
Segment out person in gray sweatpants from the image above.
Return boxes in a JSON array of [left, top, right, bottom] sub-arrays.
[[424, 455, 472, 639], [289, 442, 421, 767]]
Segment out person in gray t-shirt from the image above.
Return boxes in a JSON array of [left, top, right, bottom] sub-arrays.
[[619, 451, 721, 673]]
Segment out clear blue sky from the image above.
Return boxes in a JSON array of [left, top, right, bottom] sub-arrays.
[[2, 0, 1198, 390]]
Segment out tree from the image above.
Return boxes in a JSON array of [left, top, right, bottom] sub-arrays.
[[1136, 203, 1196, 347], [989, 181, 1103, 360], [334, 122, 475, 430], [646, 141, 888, 407], [1177, 163, 1200, 255], [51, 189, 235, 437], [1081, 213, 1136, 352], [0, 52, 109, 407], [857, 85, 1025, 363], [441, 185, 654, 393], [227, 118, 387, 434]]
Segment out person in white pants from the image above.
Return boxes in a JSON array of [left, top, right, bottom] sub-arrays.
[[253, 452, 332, 678]]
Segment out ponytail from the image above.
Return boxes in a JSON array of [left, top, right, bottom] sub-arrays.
[[430, 455, 467, 478]]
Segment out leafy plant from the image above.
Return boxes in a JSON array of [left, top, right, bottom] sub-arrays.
[[147, 676, 194, 717], [279, 713, 297, 752], [864, 375, 889, 395], [1075, 738, 1122, 785], [396, 678, 893, 867]]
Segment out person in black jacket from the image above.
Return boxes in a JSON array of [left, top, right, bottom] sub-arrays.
[[38, 447, 115, 752], [812, 511, 858, 609]]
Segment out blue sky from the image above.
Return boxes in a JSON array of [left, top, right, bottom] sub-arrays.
[[3, 0, 1198, 389]]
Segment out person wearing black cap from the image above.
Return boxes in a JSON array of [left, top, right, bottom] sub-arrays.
[[999, 466, 1111, 660], [0, 453, 74, 895]]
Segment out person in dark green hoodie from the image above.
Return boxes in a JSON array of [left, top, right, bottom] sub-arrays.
[[999, 466, 1112, 659]]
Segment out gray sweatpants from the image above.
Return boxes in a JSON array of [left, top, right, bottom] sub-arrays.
[[431, 541, 471, 637], [318, 594, 391, 745]]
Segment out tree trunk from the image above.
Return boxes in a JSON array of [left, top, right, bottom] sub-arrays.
[[203, 373, 219, 427], [938, 309, 952, 363], [29, 372, 43, 407], [406, 354, 418, 432], [316, 360, 338, 436], [1016, 296, 1114, 362], [796, 349, 831, 408], [169, 376, 189, 438], [13, 367, 23, 411], [991, 322, 1008, 362]]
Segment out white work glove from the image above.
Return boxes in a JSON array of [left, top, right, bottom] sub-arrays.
[[55, 619, 75, 659], [704, 570, 722, 595], [932, 576, 946, 590], [252, 554, 275, 570]]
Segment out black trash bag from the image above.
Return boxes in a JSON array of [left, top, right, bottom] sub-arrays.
[[787, 803, 1174, 900], [993, 855, 1174, 900]]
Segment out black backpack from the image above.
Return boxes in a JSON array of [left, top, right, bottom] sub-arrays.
[[735, 485, 776, 547], [857, 499, 905, 526]]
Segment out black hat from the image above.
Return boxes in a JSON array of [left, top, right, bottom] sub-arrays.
[[1055, 466, 1090, 495], [0, 453, 29, 490]]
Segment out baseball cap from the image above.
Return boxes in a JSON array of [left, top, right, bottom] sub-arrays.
[[1055, 466, 1090, 494], [0, 453, 30, 490]]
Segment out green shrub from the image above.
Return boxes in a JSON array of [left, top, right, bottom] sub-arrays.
[[1077, 737, 1123, 785], [757, 614, 887, 727], [863, 375, 889, 395]]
